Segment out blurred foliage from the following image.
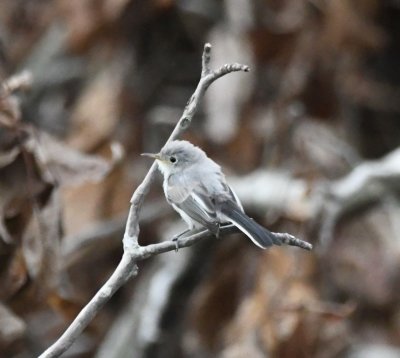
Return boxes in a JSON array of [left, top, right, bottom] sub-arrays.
[[0, 0, 400, 357]]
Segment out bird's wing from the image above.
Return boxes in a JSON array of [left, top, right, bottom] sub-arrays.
[[177, 195, 219, 233], [165, 181, 191, 204], [225, 183, 244, 211], [167, 178, 219, 233], [219, 199, 282, 248]]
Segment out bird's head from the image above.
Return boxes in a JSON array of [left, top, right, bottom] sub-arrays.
[[141, 140, 205, 176]]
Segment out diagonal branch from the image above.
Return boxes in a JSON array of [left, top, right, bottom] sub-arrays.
[[39, 43, 251, 358]]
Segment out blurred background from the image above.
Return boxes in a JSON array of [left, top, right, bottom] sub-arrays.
[[1, 0, 400, 357]]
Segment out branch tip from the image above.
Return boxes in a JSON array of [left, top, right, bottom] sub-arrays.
[[202, 43, 212, 75], [204, 43, 212, 51], [303, 243, 313, 251]]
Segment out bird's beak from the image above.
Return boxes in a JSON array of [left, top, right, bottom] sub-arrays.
[[141, 152, 161, 160]]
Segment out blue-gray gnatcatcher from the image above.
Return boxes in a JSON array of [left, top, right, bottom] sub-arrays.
[[142, 140, 282, 249]]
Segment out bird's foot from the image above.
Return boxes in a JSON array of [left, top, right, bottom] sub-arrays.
[[172, 236, 180, 252], [171, 229, 191, 252], [215, 224, 221, 239]]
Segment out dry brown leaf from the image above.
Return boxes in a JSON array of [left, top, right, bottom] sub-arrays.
[[22, 191, 62, 293], [46, 289, 83, 321], [223, 249, 316, 353], [58, 0, 131, 51], [66, 65, 123, 151], [0, 249, 28, 301], [27, 130, 112, 187], [0, 148, 50, 244], [322, 0, 385, 52], [0, 147, 19, 168], [323, 204, 399, 306], [0, 303, 26, 347]]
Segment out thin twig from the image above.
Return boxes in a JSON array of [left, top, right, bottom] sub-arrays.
[[39, 43, 251, 358], [274, 232, 312, 251]]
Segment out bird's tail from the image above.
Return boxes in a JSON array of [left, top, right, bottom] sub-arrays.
[[220, 201, 282, 249]]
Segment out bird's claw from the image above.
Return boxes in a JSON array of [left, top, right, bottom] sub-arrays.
[[172, 236, 180, 252], [214, 224, 221, 239]]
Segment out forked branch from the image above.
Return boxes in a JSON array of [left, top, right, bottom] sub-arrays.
[[39, 44, 310, 358], [39, 44, 249, 358]]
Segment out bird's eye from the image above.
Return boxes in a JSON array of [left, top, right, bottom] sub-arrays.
[[170, 156, 177, 163]]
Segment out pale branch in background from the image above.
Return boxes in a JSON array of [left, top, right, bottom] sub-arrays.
[[39, 43, 259, 358], [316, 147, 400, 250], [1, 70, 32, 96]]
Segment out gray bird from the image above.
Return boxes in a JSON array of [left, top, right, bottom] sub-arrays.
[[142, 140, 282, 249]]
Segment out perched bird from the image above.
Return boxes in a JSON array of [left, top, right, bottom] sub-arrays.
[[142, 140, 282, 249]]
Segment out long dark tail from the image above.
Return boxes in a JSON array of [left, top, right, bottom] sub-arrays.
[[220, 201, 282, 249]]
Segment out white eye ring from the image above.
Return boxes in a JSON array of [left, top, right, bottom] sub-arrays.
[[170, 156, 177, 163]]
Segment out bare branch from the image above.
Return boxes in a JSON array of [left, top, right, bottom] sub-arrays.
[[274, 232, 313, 251], [138, 225, 312, 260], [39, 43, 251, 358], [41, 253, 137, 358], [201, 43, 212, 76], [138, 225, 238, 259]]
